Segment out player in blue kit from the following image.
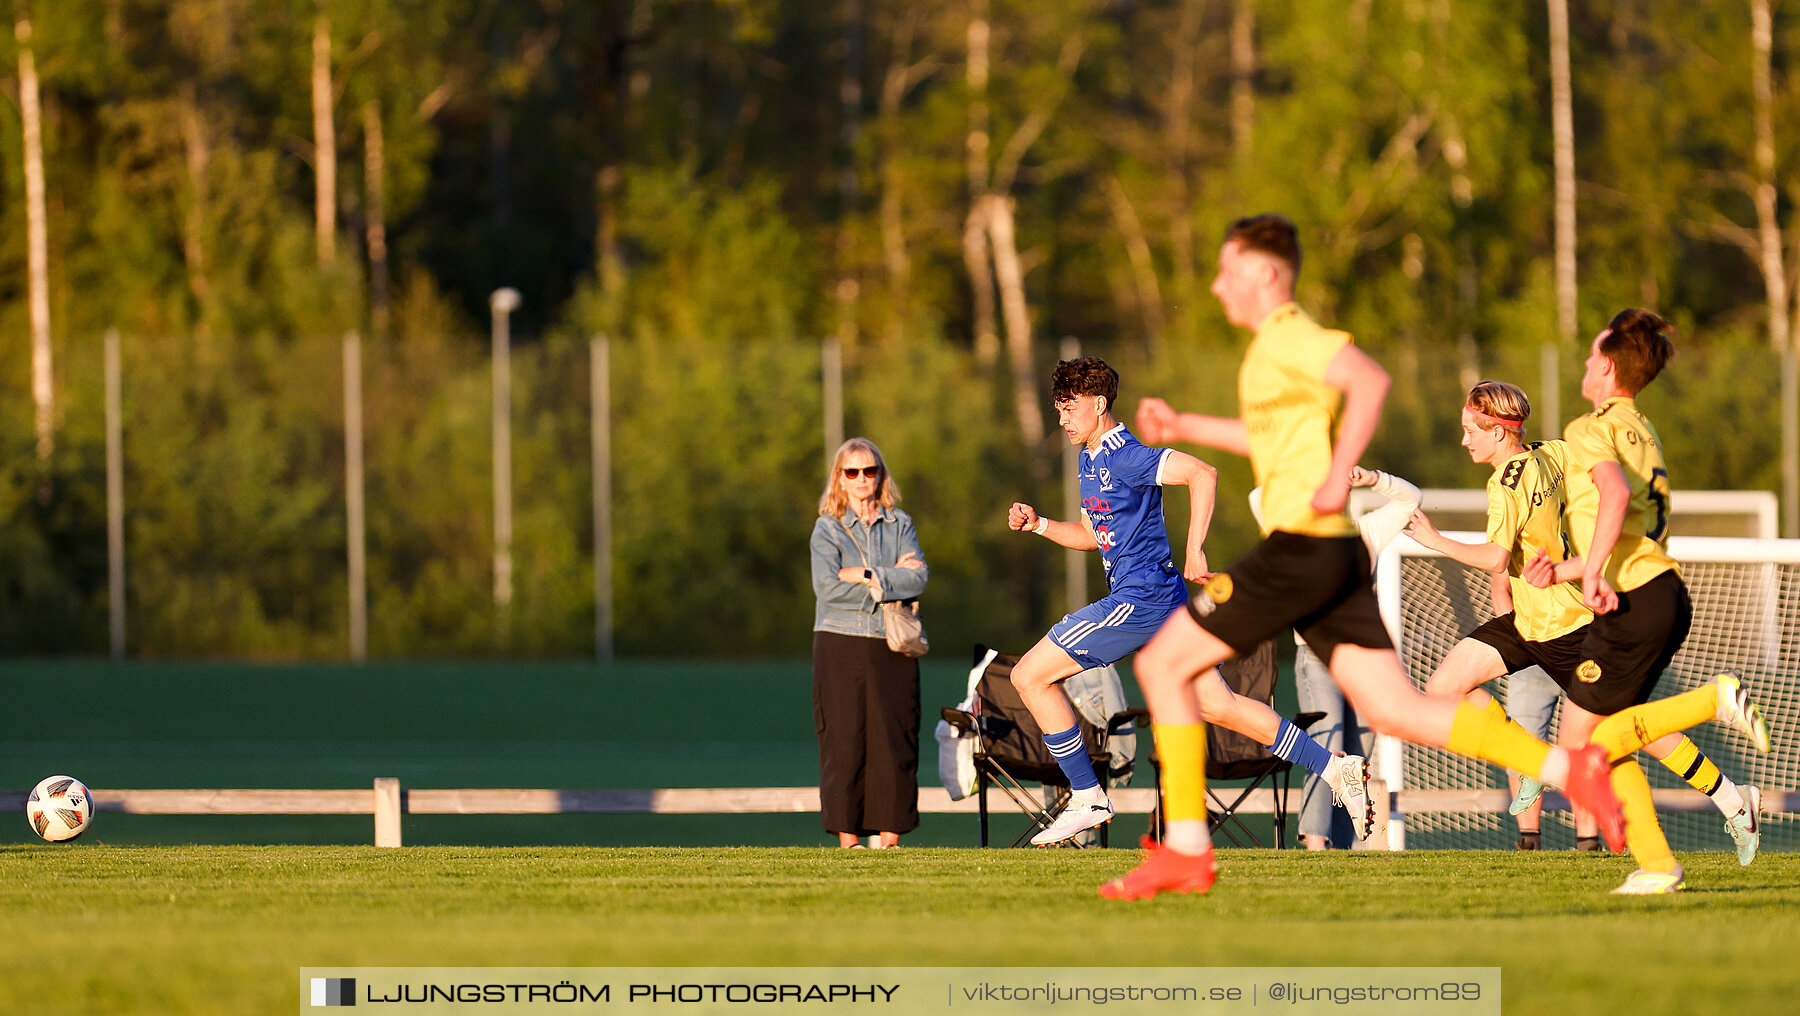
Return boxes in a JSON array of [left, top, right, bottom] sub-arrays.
[[1008, 357, 1369, 846]]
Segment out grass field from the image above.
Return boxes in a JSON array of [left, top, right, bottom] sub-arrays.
[[3, 844, 1798, 1015], [6, 661, 1800, 1014]]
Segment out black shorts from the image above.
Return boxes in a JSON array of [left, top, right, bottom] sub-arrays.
[[1565, 569, 1692, 715], [1186, 531, 1393, 663], [1465, 613, 1588, 688]]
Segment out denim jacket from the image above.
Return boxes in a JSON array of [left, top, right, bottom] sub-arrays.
[[811, 507, 929, 637]]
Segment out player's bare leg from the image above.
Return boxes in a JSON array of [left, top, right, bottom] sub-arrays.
[[1008, 636, 1088, 741], [1423, 639, 1508, 702], [1009, 636, 1117, 846]]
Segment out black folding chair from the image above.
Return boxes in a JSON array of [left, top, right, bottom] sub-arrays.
[[939, 645, 1138, 848], [1202, 639, 1321, 848]]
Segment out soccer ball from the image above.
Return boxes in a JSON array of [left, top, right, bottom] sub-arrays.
[[25, 775, 93, 842]]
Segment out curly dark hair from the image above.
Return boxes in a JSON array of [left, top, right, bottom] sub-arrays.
[[1051, 357, 1119, 407]]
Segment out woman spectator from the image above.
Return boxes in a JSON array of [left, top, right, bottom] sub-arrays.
[[810, 438, 929, 848]]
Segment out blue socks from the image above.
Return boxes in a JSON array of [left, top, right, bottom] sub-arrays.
[[1042, 724, 1101, 792], [1049, 719, 1330, 788], [1266, 718, 1334, 778]]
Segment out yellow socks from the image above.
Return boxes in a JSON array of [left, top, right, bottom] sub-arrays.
[[1591, 686, 1717, 761], [1446, 701, 1552, 777], [1481, 697, 1510, 724], [1156, 723, 1209, 823], [1613, 758, 1677, 872], [1659, 734, 1723, 795]]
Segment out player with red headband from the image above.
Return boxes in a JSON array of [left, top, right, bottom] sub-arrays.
[[1405, 383, 1599, 792], [1405, 381, 1591, 726]]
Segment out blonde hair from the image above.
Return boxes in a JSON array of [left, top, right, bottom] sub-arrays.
[[818, 438, 902, 517], [1465, 380, 1530, 439]]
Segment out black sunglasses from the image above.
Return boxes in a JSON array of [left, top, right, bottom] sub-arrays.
[[841, 466, 882, 479]]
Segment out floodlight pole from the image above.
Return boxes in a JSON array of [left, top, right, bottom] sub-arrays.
[[1546, 0, 1575, 435], [344, 330, 368, 662], [490, 288, 520, 649], [591, 335, 614, 662], [822, 336, 843, 467], [1061, 336, 1086, 614]]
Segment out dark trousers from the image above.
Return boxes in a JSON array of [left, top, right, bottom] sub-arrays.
[[812, 630, 921, 836]]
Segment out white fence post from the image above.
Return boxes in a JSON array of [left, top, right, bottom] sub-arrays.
[[373, 777, 402, 847]]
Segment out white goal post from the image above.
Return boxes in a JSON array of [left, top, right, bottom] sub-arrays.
[[1372, 507, 1798, 852]]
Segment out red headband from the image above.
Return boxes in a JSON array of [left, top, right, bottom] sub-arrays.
[[1464, 403, 1525, 430]]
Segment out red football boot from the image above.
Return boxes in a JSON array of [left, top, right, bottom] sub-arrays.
[[1098, 836, 1217, 900]]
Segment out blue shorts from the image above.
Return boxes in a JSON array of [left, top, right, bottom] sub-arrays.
[[1049, 594, 1184, 669]]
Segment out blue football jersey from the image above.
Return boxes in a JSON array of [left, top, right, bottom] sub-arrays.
[[1080, 424, 1187, 607]]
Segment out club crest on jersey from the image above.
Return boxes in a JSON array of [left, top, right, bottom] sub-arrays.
[[1096, 466, 1114, 491], [1577, 659, 1602, 683]]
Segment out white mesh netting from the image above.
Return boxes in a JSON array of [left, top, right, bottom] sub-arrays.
[[1391, 539, 1797, 851]]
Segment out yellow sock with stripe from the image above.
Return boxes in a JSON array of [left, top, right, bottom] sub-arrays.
[[1659, 734, 1743, 815], [1591, 686, 1716, 761], [1660, 735, 1721, 794], [1446, 702, 1551, 777], [1155, 723, 1210, 855], [1613, 758, 1678, 873]]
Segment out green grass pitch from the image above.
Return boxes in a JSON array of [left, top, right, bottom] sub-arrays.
[[5, 661, 1798, 1013], [3, 844, 1798, 1015]]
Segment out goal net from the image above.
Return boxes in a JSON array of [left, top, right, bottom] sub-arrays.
[[1371, 490, 1795, 852]]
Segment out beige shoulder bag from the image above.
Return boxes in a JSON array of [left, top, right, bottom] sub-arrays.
[[842, 520, 929, 658]]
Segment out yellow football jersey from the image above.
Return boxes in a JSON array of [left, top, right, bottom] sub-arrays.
[[1562, 396, 1679, 592], [1239, 303, 1357, 538], [1487, 441, 1590, 641]]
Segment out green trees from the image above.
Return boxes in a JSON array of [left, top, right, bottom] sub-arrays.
[[3, 2, 1799, 657]]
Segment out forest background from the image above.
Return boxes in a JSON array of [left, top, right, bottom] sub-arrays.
[[3, 0, 1800, 659]]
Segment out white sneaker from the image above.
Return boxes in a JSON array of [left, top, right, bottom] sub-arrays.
[[1714, 671, 1772, 753], [1611, 864, 1686, 895], [1726, 785, 1762, 867], [1030, 798, 1115, 847], [1323, 754, 1375, 840]]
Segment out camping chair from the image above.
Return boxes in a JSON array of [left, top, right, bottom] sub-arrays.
[[1190, 639, 1322, 848], [938, 645, 1140, 848]]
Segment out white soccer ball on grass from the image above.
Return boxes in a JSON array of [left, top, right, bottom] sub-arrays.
[[25, 775, 93, 842]]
